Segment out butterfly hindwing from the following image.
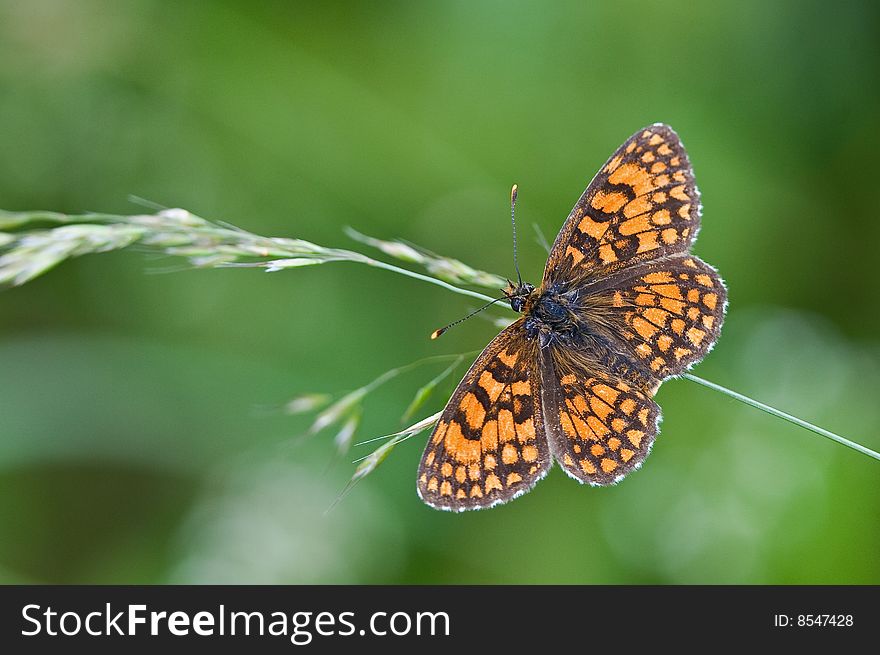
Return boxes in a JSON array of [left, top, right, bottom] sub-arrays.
[[539, 347, 661, 485], [596, 254, 727, 380], [544, 123, 701, 287], [417, 321, 551, 511]]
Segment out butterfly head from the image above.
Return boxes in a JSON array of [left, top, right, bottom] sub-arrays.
[[503, 279, 536, 314]]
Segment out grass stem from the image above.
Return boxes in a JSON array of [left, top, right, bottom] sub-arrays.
[[683, 374, 880, 462]]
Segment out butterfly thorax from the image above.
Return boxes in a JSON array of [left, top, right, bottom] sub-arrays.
[[507, 282, 581, 343], [514, 282, 659, 390]]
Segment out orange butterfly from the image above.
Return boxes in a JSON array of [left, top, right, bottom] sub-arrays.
[[418, 124, 726, 511]]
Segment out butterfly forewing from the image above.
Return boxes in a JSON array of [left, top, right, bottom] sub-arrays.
[[417, 321, 551, 511], [544, 123, 701, 287]]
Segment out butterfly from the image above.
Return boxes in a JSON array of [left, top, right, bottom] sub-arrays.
[[417, 124, 727, 511]]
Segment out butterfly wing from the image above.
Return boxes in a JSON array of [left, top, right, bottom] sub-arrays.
[[417, 320, 551, 511], [543, 123, 701, 287], [534, 126, 723, 482], [539, 344, 661, 485], [585, 253, 728, 381]]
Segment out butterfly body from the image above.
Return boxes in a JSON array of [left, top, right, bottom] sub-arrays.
[[510, 282, 578, 341], [418, 124, 727, 511]]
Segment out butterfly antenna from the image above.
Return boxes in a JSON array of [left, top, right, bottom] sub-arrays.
[[430, 297, 508, 339], [510, 183, 523, 287]]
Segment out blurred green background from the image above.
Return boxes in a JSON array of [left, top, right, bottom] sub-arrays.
[[1, 0, 878, 584]]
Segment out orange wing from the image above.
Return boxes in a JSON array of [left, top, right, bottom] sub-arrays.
[[417, 321, 551, 511], [543, 124, 701, 287], [539, 347, 661, 485], [587, 254, 727, 380]]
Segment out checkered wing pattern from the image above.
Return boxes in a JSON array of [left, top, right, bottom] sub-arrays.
[[417, 321, 551, 511], [540, 347, 661, 485], [593, 254, 727, 380], [544, 124, 701, 288]]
